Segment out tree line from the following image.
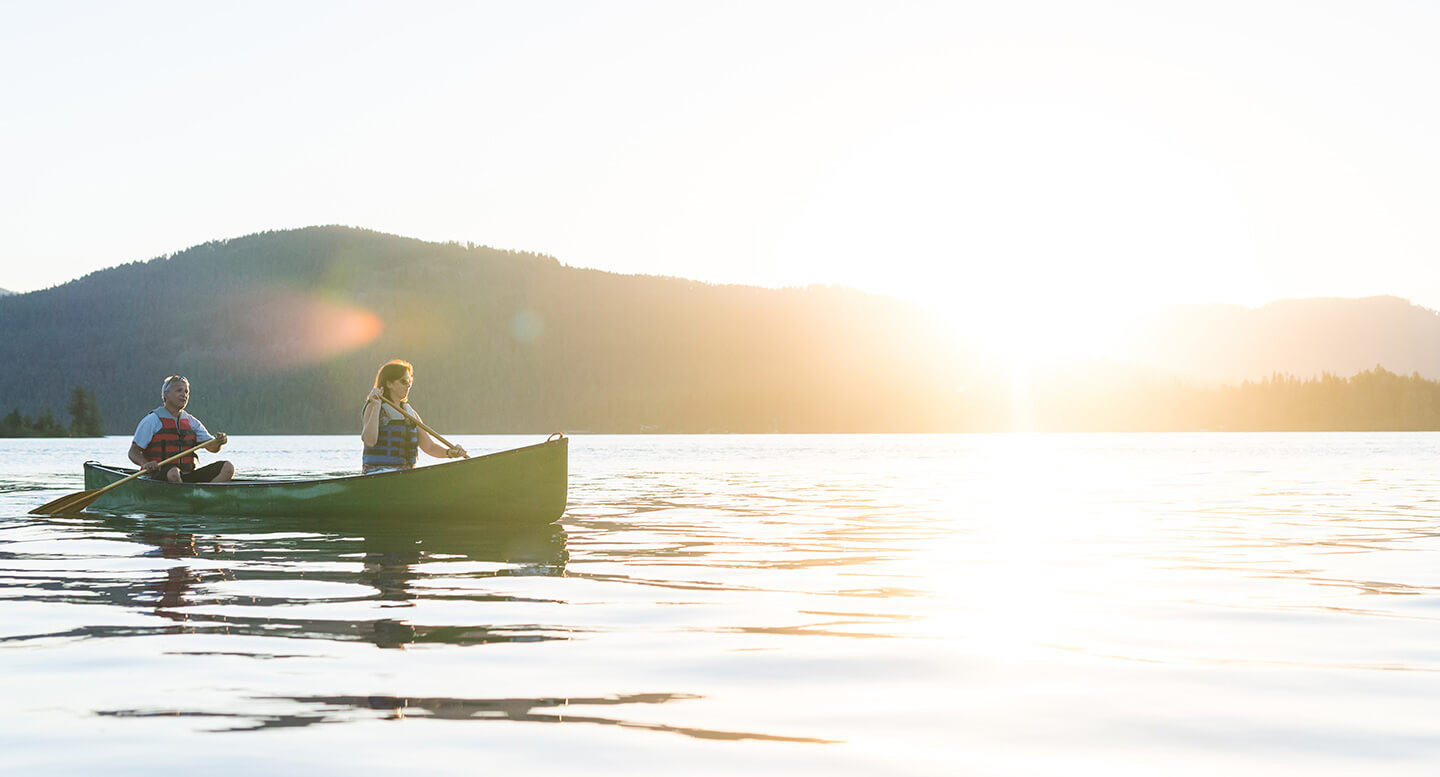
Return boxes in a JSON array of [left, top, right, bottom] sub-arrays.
[[0, 386, 103, 437], [10, 365, 1440, 435], [1000, 366, 1440, 432]]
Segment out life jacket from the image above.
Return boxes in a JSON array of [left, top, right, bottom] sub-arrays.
[[363, 403, 418, 472], [143, 410, 198, 472]]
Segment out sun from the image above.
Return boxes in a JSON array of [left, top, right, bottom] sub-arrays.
[[770, 88, 1271, 378], [916, 280, 1146, 374]]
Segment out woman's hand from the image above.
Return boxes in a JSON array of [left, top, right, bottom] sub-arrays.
[[446, 445, 467, 458], [367, 388, 384, 403]]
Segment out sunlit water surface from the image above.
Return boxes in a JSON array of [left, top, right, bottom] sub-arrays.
[[4, 433, 1440, 775]]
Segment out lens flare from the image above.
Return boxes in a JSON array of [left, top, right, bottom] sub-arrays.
[[223, 288, 384, 368]]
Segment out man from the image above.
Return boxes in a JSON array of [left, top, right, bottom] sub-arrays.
[[129, 375, 234, 483]]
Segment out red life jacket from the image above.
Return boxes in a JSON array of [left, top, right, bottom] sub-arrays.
[[143, 413, 198, 472]]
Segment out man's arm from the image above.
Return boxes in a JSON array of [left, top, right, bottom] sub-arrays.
[[203, 433, 227, 454], [130, 415, 159, 471], [128, 443, 157, 471], [185, 414, 223, 453]]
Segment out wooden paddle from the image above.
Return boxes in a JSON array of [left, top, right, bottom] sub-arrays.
[[379, 395, 470, 459], [29, 439, 219, 515]]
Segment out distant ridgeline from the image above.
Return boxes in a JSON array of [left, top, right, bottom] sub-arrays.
[[1121, 295, 1440, 386], [1006, 366, 1440, 432], [3, 226, 1440, 434], [0, 227, 967, 435]]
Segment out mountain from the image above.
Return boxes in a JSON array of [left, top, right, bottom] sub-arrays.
[[0, 287, 13, 297], [0, 227, 970, 435], [1118, 296, 1440, 385], [8, 226, 1438, 435]]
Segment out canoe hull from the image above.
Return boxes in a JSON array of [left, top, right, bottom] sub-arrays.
[[81, 436, 567, 526]]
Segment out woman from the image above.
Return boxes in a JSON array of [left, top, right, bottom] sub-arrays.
[[361, 359, 466, 473]]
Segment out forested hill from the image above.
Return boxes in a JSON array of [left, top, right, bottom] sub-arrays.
[[1121, 296, 1440, 384], [0, 227, 969, 434]]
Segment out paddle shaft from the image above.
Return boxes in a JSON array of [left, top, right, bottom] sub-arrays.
[[378, 395, 470, 459], [29, 437, 219, 514]]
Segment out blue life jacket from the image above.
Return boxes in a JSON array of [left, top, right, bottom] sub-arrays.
[[363, 404, 418, 472]]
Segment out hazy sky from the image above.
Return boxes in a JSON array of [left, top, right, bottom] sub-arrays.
[[4, 1, 1438, 357]]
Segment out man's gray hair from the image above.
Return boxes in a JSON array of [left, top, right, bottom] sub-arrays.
[[161, 375, 189, 397]]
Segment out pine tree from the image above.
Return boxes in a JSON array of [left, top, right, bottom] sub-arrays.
[[33, 408, 63, 436], [67, 386, 104, 437], [0, 409, 20, 436]]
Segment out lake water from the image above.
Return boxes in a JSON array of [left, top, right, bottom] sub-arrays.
[[4, 433, 1440, 775]]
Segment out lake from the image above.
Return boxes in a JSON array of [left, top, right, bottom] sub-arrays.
[[3, 433, 1440, 775]]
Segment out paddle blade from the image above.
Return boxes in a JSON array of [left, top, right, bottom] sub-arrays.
[[29, 490, 100, 516]]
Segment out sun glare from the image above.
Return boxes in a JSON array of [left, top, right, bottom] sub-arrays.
[[225, 289, 384, 368], [296, 295, 385, 364], [773, 62, 1272, 377], [923, 292, 1141, 371]]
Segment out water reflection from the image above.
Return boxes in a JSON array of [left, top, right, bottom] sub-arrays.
[[17, 434, 1440, 768], [0, 512, 569, 650], [136, 530, 215, 610], [98, 692, 837, 743]]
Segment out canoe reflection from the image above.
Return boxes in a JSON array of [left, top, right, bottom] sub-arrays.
[[104, 513, 572, 650], [110, 508, 570, 557], [98, 693, 838, 743]]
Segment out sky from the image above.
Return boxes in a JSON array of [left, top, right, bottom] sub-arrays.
[[4, 1, 1439, 361]]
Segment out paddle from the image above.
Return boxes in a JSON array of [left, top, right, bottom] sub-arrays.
[[379, 395, 470, 459], [29, 439, 219, 515]]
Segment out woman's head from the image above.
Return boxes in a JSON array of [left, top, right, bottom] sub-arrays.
[[374, 359, 415, 401]]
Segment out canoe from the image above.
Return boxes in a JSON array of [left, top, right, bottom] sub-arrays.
[[79, 435, 567, 526]]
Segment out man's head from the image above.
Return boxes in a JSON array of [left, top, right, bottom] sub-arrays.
[[161, 375, 190, 412]]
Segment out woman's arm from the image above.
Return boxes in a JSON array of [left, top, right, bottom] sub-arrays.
[[361, 388, 383, 446], [410, 407, 465, 458], [413, 408, 447, 458]]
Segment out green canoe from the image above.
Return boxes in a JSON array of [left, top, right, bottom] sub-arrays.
[[80, 435, 568, 526]]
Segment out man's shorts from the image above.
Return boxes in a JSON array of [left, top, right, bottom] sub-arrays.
[[152, 461, 230, 483]]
